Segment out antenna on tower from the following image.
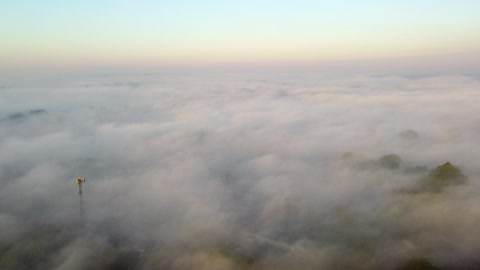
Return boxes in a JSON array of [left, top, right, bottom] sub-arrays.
[[76, 177, 86, 229]]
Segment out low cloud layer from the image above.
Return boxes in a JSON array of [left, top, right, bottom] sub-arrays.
[[1, 72, 480, 269]]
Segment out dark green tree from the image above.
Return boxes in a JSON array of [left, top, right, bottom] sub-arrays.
[[378, 154, 401, 169], [420, 162, 467, 192], [396, 257, 439, 270]]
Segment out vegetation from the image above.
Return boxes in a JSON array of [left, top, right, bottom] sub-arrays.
[[342, 152, 403, 171], [396, 257, 440, 270], [0, 154, 473, 269], [378, 154, 402, 170], [420, 162, 467, 192], [0, 225, 73, 269]]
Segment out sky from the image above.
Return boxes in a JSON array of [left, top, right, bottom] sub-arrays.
[[1, 0, 480, 71]]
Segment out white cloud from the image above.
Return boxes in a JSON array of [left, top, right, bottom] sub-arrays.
[[1, 72, 480, 269]]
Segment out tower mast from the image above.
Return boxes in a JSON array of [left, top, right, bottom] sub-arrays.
[[76, 177, 86, 228]]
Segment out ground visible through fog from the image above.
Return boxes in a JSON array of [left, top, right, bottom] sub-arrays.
[[1, 72, 480, 270]]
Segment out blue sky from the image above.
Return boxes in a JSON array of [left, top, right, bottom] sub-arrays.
[[1, 0, 479, 70]]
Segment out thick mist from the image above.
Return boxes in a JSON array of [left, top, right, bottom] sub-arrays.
[[1, 72, 480, 269]]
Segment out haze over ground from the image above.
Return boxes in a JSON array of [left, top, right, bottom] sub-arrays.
[[2, 72, 480, 269]]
